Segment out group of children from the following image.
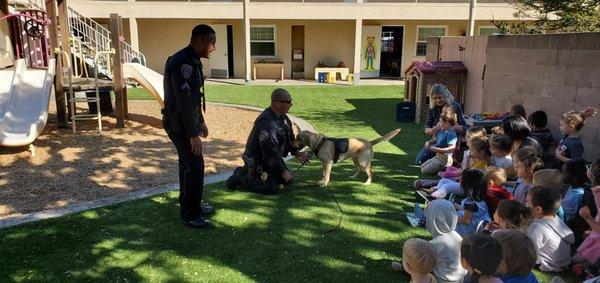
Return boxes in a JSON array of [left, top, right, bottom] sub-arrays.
[[398, 105, 600, 282]]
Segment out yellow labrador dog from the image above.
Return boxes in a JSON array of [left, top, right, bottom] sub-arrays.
[[296, 129, 401, 187]]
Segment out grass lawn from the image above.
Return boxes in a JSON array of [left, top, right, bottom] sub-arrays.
[[0, 85, 573, 282]]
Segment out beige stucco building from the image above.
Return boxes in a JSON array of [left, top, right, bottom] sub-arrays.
[[5, 0, 526, 83]]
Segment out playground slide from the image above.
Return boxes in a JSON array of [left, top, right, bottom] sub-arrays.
[[0, 59, 56, 147], [123, 63, 165, 108]]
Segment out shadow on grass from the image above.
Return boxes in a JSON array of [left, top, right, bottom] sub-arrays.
[[0, 92, 437, 282]]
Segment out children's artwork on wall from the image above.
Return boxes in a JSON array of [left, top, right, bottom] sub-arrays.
[[361, 26, 381, 78]]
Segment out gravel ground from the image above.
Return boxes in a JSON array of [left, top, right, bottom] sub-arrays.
[[0, 100, 267, 219]]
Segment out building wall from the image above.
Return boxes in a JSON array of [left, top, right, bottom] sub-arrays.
[[136, 19, 246, 77], [482, 33, 600, 160], [135, 19, 355, 79], [132, 19, 498, 79]]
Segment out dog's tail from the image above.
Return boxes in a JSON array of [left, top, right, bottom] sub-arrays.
[[370, 128, 401, 146]]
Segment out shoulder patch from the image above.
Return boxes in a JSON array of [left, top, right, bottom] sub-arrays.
[[181, 64, 193, 79], [259, 130, 269, 142]]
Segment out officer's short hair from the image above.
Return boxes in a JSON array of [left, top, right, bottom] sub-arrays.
[[271, 88, 291, 102], [191, 25, 216, 43]]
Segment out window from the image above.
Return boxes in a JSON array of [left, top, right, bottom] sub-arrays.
[[251, 26, 275, 57], [479, 27, 501, 36], [381, 31, 394, 52], [416, 27, 446, 57]]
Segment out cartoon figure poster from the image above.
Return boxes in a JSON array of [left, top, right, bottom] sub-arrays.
[[361, 26, 381, 78]]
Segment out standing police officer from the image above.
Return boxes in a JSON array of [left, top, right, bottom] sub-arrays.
[[162, 25, 215, 229], [226, 88, 309, 194]]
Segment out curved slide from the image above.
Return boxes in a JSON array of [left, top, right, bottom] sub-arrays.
[[0, 59, 56, 147], [123, 63, 164, 108]]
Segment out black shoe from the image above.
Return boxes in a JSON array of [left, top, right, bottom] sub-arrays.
[[226, 168, 245, 190], [201, 204, 215, 216], [183, 217, 212, 229]]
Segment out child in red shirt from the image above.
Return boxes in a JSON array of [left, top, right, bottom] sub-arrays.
[[485, 167, 514, 217]]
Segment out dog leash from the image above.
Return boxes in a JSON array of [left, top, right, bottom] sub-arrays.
[[291, 150, 343, 235], [323, 184, 343, 235]]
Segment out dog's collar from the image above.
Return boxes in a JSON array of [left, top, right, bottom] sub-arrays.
[[313, 134, 327, 155]]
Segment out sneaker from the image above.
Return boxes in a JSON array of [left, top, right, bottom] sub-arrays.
[[414, 203, 426, 220], [413, 179, 435, 189], [226, 167, 245, 190], [406, 213, 420, 227], [183, 217, 212, 229], [417, 190, 434, 203]]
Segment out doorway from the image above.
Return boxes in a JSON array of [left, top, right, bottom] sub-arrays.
[[380, 26, 404, 78], [291, 25, 305, 79]]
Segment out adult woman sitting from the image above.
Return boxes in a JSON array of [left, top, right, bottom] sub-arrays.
[[424, 84, 467, 137]]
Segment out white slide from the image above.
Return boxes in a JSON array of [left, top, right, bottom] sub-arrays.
[[0, 59, 56, 147], [123, 63, 165, 108]]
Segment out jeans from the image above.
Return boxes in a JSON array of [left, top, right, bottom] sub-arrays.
[[416, 147, 435, 165]]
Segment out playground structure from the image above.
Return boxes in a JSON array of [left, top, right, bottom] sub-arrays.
[[0, 0, 164, 148]]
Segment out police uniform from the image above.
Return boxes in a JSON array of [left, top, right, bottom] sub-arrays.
[[162, 45, 207, 222], [228, 107, 298, 194]]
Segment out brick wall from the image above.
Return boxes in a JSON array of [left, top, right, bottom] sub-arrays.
[[482, 33, 600, 160]]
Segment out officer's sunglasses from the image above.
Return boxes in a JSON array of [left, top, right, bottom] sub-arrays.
[[276, 100, 292, 105]]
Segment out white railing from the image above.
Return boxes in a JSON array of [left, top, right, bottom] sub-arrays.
[[67, 7, 146, 67]]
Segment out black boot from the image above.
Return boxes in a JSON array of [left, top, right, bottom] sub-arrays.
[[183, 217, 212, 229], [226, 167, 245, 190]]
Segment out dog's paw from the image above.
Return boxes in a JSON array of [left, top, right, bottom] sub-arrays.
[[348, 174, 358, 179], [317, 180, 324, 186], [319, 182, 329, 187], [363, 180, 372, 186]]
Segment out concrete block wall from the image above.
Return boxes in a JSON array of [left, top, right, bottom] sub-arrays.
[[482, 33, 600, 161]]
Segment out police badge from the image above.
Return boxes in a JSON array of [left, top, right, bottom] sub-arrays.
[[181, 64, 193, 79], [260, 171, 268, 181], [259, 130, 269, 142]]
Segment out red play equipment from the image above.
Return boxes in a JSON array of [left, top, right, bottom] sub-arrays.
[[1, 10, 51, 68]]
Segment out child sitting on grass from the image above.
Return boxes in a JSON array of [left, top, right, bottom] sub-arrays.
[[460, 233, 503, 283], [485, 167, 514, 216], [492, 229, 540, 283], [420, 137, 492, 200], [490, 134, 513, 173], [528, 110, 555, 157], [562, 160, 589, 223], [532, 169, 566, 220], [420, 111, 459, 175], [483, 200, 531, 234], [455, 169, 491, 236], [511, 147, 544, 204], [427, 199, 467, 282], [392, 238, 438, 283], [439, 126, 487, 179], [526, 186, 575, 272]]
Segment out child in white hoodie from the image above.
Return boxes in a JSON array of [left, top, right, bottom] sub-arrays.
[[426, 199, 468, 282], [526, 186, 575, 272]]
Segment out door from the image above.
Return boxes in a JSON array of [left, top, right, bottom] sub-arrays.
[[291, 25, 305, 79], [380, 26, 404, 78], [209, 24, 229, 78]]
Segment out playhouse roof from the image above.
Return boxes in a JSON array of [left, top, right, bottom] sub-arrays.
[[404, 61, 467, 75]]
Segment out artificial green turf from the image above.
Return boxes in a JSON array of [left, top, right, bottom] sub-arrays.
[[0, 85, 575, 282]]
